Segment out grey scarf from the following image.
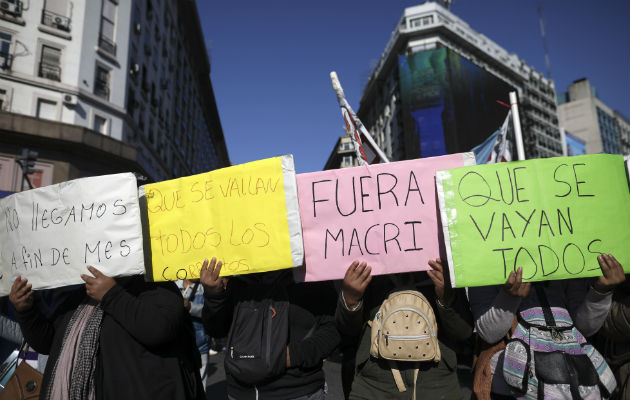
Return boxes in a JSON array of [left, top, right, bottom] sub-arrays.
[[45, 299, 104, 400]]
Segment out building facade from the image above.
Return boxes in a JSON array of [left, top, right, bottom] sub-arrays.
[[357, 2, 562, 162], [0, 0, 229, 191], [323, 134, 358, 170], [557, 78, 629, 155]]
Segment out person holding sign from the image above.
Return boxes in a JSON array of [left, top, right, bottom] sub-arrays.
[[200, 257, 340, 400], [9, 268, 205, 400], [468, 254, 626, 399], [335, 259, 473, 400]]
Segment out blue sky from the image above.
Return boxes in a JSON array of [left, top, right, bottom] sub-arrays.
[[197, 1, 629, 173]]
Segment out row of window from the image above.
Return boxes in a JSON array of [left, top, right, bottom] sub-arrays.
[[33, 96, 109, 135]]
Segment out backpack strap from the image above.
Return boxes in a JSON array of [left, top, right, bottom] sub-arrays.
[[388, 360, 407, 393], [388, 360, 419, 400], [533, 284, 556, 327], [412, 367, 418, 400]]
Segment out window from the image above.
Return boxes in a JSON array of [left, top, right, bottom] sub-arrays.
[[340, 141, 353, 151], [39, 45, 61, 81], [409, 15, 433, 28], [94, 65, 110, 99], [36, 99, 57, 120], [0, 88, 7, 110], [94, 115, 107, 134], [99, 0, 117, 55], [0, 32, 12, 69], [42, 0, 71, 32], [342, 155, 353, 167]]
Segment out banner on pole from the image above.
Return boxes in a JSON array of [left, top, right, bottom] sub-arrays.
[[298, 153, 474, 282], [437, 154, 630, 287], [330, 72, 389, 166], [0, 173, 145, 295], [143, 155, 303, 281]]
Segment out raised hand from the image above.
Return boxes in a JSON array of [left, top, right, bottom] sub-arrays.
[[199, 258, 224, 295], [9, 275, 33, 312], [342, 261, 372, 310], [427, 259, 453, 306], [504, 267, 531, 298], [81, 266, 116, 302], [594, 254, 626, 293]]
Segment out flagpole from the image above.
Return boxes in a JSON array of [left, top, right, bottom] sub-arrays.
[[509, 91, 526, 161], [330, 71, 390, 165]]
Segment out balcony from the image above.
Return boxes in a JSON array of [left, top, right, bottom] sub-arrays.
[[98, 35, 116, 56], [39, 61, 61, 81], [41, 9, 71, 32], [0, 50, 13, 70], [0, 0, 22, 18]]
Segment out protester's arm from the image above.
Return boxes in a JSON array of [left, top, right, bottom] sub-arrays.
[[0, 314, 23, 345], [427, 259, 473, 341], [566, 254, 625, 337], [200, 258, 233, 338], [335, 261, 371, 337], [100, 281, 185, 347], [598, 293, 630, 342], [469, 268, 530, 344], [288, 315, 341, 369], [434, 289, 473, 342], [15, 306, 55, 354], [11, 277, 55, 354]]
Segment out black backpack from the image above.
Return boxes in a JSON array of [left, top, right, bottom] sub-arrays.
[[224, 280, 290, 386]]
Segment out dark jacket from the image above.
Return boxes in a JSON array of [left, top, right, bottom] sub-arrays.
[[202, 270, 341, 400], [336, 273, 473, 400], [591, 278, 630, 400], [16, 276, 204, 400]]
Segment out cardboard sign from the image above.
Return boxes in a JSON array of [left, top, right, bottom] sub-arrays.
[[297, 153, 474, 282], [143, 155, 303, 281], [0, 173, 145, 295], [437, 154, 630, 287]]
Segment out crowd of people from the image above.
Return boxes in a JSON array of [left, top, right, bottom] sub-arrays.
[[1, 251, 628, 399]]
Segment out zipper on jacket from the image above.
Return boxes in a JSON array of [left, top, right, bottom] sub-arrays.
[[265, 306, 272, 367]]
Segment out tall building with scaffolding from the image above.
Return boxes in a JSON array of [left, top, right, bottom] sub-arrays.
[[357, 1, 562, 161]]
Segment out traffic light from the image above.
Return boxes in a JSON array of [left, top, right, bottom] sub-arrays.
[[20, 148, 38, 175]]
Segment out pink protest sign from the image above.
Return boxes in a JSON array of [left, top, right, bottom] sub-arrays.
[[297, 153, 475, 282]]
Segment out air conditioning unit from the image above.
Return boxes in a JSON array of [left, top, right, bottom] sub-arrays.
[[0, 0, 18, 14], [62, 94, 77, 105]]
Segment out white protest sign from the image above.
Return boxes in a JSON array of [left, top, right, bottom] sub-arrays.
[[0, 173, 145, 296]]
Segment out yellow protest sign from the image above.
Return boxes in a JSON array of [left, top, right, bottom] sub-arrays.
[[143, 155, 303, 281]]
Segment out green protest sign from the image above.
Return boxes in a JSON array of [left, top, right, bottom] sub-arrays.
[[436, 154, 630, 288]]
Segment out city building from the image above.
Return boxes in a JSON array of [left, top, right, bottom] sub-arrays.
[[557, 78, 628, 155], [357, 1, 562, 162], [0, 0, 229, 192], [324, 134, 358, 170], [615, 111, 630, 155]]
